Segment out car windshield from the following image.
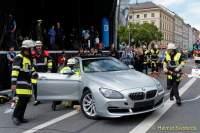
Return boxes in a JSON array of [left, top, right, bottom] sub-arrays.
[[82, 58, 130, 73]]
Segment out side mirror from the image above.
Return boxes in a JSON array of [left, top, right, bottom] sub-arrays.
[[128, 65, 134, 69]]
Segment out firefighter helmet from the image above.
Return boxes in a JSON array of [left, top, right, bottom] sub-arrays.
[[67, 58, 78, 65], [167, 43, 176, 50], [35, 41, 43, 46], [21, 40, 35, 48]]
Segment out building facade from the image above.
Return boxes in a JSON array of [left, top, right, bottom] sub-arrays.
[[159, 6, 174, 47], [192, 28, 200, 44], [129, 2, 174, 48], [182, 23, 189, 49], [188, 24, 193, 50], [174, 15, 183, 48]]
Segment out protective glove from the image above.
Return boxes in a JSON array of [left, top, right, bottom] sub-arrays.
[[32, 72, 39, 79]]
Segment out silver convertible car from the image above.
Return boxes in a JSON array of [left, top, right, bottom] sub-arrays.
[[37, 56, 165, 119]]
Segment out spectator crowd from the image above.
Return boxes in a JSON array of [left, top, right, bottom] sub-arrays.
[[0, 14, 104, 51]]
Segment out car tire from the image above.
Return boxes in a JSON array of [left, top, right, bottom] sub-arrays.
[[81, 90, 98, 119]]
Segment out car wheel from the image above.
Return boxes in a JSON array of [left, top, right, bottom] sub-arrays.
[[81, 90, 98, 119]]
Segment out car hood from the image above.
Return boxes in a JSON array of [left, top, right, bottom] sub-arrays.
[[84, 70, 156, 91]]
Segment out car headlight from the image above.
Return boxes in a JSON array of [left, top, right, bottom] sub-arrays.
[[154, 79, 164, 94], [99, 88, 124, 99]]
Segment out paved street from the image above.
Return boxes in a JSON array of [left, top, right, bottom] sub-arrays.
[[0, 59, 199, 133]]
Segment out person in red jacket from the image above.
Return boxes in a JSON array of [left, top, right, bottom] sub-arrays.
[[32, 41, 53, 105], [57, 51, 67, 71]]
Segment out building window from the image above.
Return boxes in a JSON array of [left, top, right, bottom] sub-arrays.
[[144, 14, 147, 18], [136, 14, 140, 18], [151, 13, 155, 17], [129, 15, 133, 20]]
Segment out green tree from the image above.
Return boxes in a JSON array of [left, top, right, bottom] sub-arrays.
[[117, 25, 129, 44], [117, 23, 163, 47]]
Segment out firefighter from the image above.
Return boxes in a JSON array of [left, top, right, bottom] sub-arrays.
[[142, 45, 150, 74], [51, 58, 80, 111], [11, 40, 37, 125], [32, 41, 52, 105], [150, 44, 160, 72], [59, 58, 80, 75], [163, 43, 185, 106]]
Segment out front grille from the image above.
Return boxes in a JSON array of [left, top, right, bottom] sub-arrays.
[[132, 100, 154, 112], [146, 90, 157, 99], [129, 92, 145, 100]]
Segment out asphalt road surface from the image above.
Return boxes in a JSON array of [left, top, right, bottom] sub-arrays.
[[0, 59, 199, 133]]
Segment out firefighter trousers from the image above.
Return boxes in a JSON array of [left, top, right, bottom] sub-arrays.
[[33, 84, 38, 101], [143, 64, 148, 74], [167, 79, 181, 100], [13, 95, 30, 120]]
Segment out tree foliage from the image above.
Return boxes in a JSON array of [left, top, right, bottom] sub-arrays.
[[117, 23, 163, 47]]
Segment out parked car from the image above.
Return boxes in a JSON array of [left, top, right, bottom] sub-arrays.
[[37, 56, 165, 119]]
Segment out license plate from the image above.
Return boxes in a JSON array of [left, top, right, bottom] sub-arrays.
[[134, 100, 154, 108]]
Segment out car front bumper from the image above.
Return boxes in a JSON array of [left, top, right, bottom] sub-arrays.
[[95, 88, 165, 118]]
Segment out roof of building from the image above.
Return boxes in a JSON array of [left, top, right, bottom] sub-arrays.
[[158, 5, 175, 16], [129, 2, 175, 17], [129, 2, 159, 10]]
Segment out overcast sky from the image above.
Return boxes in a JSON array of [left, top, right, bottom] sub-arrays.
[[130, 0, 200, 30]]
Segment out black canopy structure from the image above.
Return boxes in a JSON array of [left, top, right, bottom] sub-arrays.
[[0, 0, 119, 90], [0, 0, 117, 46]]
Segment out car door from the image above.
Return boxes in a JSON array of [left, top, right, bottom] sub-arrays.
[[37, 72, 81, 101]]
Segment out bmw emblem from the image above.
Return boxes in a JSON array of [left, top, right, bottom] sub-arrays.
[[142, 88, 146, 91]]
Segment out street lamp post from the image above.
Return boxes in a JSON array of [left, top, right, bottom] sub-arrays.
[[122, 7, 130, 45], [128, 25, 131, 45]]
